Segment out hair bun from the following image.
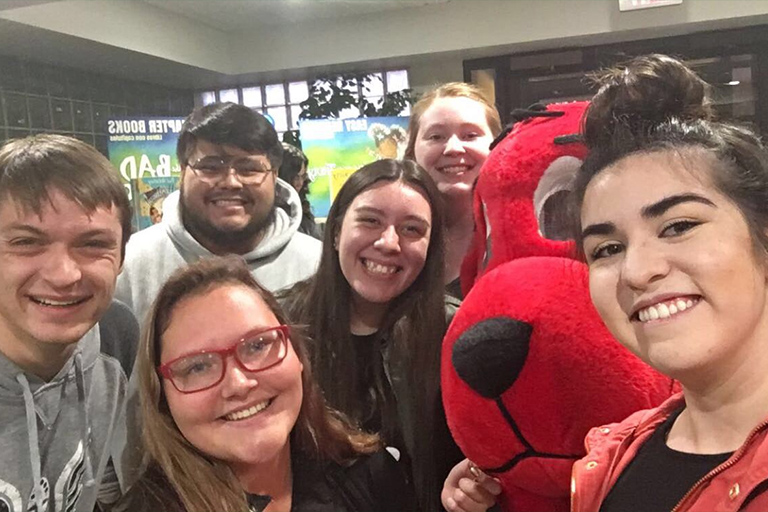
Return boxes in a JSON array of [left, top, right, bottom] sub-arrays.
[[584, 54, 714, 148]]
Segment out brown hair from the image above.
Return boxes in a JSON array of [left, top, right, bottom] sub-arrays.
[[0, 134, 132, 261], [138, 256, 379, 512], [404, 82, 502, 160], [281, 158, 446, 510], [574, 54, 768, 255]]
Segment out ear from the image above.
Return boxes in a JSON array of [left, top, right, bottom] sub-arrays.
[[333, 232, 340, 251]]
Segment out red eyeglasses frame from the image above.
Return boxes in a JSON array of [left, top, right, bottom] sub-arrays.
[[157, 325, 290, 393]]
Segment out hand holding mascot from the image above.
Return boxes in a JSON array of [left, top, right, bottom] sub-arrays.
[[441, 102, 677, 512]]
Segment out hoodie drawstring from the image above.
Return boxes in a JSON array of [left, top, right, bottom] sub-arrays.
[[74, 353, 96, 494], [17, 373, 44, 511]]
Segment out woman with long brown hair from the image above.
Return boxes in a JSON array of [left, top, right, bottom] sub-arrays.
[[115, 256, 412, 512], [282, 158, 465, 511]]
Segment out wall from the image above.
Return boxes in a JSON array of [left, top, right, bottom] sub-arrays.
[[0, 54, 195, 155]]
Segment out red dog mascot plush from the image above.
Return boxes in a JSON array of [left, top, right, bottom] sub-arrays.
[[442, 102, 677, 512]]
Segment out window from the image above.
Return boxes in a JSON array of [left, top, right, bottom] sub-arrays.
[[195, 69, 409, 139]]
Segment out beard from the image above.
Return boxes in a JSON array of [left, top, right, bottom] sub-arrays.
[[180, 189, 276, 254]]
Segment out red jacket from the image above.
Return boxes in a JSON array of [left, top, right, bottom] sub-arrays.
[[571, 394, 768, 512]]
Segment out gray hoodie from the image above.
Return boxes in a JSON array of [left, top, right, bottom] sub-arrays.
[[115, 178, 322, 325], [0, 309, 132, 512]]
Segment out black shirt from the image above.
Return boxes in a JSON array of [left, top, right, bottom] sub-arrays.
[[600, 408, 733, 512]]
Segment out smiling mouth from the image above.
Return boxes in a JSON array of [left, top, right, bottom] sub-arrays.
[[437, 165, 472, 175], [30, 296, 89, 308], [362, 258, 401, 275], [223, 398, 273, 422], [210, 197, 248, 207], [634, 296, 701, 323]]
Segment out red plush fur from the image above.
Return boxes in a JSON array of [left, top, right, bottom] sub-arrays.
[[443, 102, 677, 512]]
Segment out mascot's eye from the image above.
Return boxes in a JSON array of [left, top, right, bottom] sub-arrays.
[[532, 155, 582, 241]]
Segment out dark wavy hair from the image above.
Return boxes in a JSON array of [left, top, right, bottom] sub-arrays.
[[138, 256, 379, 512], [281, 158, 446, 509], [176, 102, 283, 170], [574, 54, 768, 254]]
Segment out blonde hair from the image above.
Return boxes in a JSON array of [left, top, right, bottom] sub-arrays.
[[404, 82, 502, 160], [138, 256, 379, 512]]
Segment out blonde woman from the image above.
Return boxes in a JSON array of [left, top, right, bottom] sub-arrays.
[[405, 82, 502, 298]]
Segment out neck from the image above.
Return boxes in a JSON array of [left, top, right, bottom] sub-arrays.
[[444, 213, 475, 284], [0, 325, 77, 381], [349, 295, 386, 335], [668, 346, 768, 454], [231, 442, 293, 510]]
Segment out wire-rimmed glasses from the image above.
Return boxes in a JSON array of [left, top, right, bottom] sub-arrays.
[[158, 325, 289, 393], [187, 155, 273, 185]]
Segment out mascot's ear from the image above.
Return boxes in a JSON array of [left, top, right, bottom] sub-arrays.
[[533, 155, 583, 241], [452, 317, 532, 399]]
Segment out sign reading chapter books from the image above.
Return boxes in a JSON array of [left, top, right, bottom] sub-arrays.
[[107, 117, 184, 230], [299, 116, 409, 219]]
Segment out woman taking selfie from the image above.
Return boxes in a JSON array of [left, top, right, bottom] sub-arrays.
[[571, 54, 768, 511], [405, 83, 501, 298], [282, 159, 468, 510], [116, 257, 412, 512]]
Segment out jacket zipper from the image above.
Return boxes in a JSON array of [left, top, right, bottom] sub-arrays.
[[671, 419, 768, 512]]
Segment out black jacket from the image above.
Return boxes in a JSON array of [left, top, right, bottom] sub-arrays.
[[114, 449, 414, 512]]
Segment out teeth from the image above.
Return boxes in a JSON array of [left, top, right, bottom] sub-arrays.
[[364, 259, 398, 275], [440, 166, 469, 174], [637, 298, 697, 323], [213, 199, 244, 206], [225, 400, 270, 421], [34, 297, 83, 307]]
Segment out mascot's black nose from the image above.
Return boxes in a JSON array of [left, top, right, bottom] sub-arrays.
[[452, 317, 532, 399]]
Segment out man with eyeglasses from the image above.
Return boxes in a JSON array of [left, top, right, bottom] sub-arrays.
[[116, 103, 321, 326], [114, 103, 321, 489]]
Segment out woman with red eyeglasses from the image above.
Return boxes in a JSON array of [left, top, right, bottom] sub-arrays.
[[114, 256, 413, 512]]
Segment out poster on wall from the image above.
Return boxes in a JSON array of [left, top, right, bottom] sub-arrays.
[[107, 117, 184, 230], [299, 116, 409, 219]]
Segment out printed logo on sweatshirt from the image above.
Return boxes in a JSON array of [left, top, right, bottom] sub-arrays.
[[26, 477, 48, 512], [54, 443, 84, 512], [0, 478, 22, 512]]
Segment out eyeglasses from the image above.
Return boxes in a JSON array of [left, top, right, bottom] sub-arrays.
[[158, 325, 290, 393], [187, 155, 273, 184]]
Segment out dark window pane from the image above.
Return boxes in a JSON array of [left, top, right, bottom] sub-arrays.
[[3, 93, 29, 127], [92, 103, 109, 133], [74, 133, 94, 146], [51, 99, 73, 131], [95, 135, 108, 156], [73, 101, 92, 132], [7, 128, 30, 140], [28, 96, 52, 129]]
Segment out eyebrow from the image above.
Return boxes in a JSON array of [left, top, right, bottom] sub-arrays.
[[581, 193, 717, 240], [641, 193, 716, 219], [354, 206, 430, 226]]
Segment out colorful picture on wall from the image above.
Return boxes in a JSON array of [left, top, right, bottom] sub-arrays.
[[131, 175, 180, 231], [107, 117, 185, 201], [299, 116, 409, 219]]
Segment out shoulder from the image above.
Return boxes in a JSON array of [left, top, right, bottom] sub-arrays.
[[283, 231, 322, 257], [99, 299, 139, 378]]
